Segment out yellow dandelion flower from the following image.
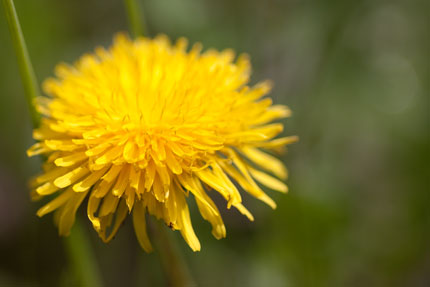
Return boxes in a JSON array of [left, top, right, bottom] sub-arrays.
[[27, 34, 297, 252]]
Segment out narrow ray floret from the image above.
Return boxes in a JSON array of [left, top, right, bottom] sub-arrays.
[[27, 34, 298, 252]]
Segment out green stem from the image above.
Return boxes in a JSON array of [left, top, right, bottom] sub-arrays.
[[2, 0, 40, 127], [151, 220, 194, 287], [3, 1, 103, 286], [65, 220, 103, 287], [124, 0, 146, 38]]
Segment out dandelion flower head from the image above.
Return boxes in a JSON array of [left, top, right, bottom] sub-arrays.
[[28, 34, 297, 251]]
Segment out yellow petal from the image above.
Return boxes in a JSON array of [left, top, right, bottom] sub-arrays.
[[182, 176, 225, 239], [112, 165, 130, 197], [36, 181, 61, 195], [123, 140, 139, 162], [250, 135, 299, 148], [241, 146, 287, 180], [95, 146, 123, 165], [93, 178, 116, 198], [248, 167, 288, 193], [165, 148, 182, 174], [165, 183, 179, 227], [34, 166, 71, 185], [37, 188, 74, 217], [177, 173, 218, 215], [151, 138, 166, 161], [103, 199, 129, 242], [221, 161, 276, 209], [136, 172, 145, 198], [99, 192, 120, 217], [87, 192, 102, 231], [233, 203, 254, 221], [101, 164, 123, 183], [45, 140, 81, 151], [27, 143, 49, 157], [73, 165, 109, 192], [155, 165, 170, 191], [85, 142, 111, 157], [144, 160, 156, 191], [152, 174, 165, 202], [133, 201, 153, 252], [54, 166, 89, 188], [196, 167, 241, 208], [211, 163, 242, 207], [129, 166, 140, 190], [195, 196, 226, 239], [57, 189, 89, 236], [251, 105, 292, 125], [54, 152, 87, 167], [125, 186, 135, 211], [221, 149, 276, 209], [174, 188, 201, 251]]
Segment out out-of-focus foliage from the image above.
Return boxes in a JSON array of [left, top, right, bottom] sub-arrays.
[[0, 0, 428, 286]]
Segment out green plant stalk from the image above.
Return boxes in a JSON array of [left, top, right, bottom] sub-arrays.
[[151, 220, 194, 287], [65, 221, 103, 287], [3, 1, 102, 286], [124, 0, 146, 38], [2, 0, 40, 127]]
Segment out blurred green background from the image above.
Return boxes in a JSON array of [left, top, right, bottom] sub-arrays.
[[0, 0, 429, 286]]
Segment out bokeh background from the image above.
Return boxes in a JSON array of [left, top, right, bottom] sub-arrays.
[[0, 0, 429, 286]]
